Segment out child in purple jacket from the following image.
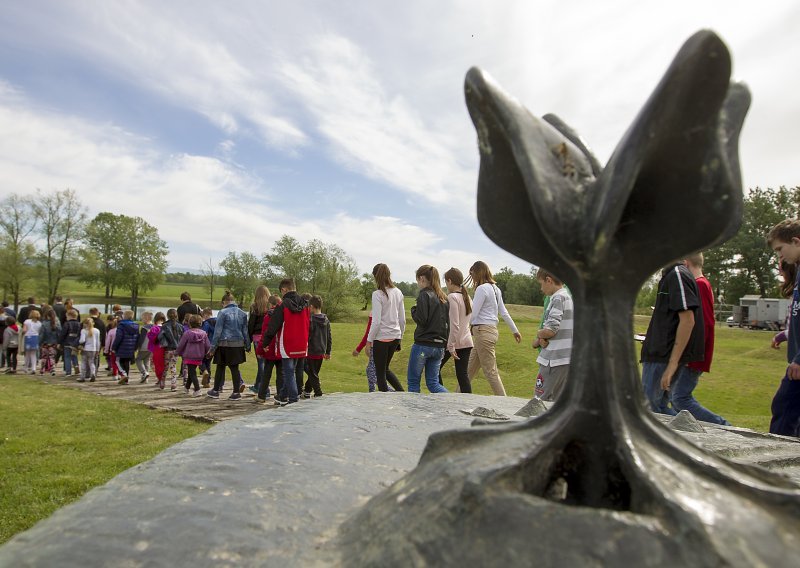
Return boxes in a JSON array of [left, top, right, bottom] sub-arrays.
[[175, 314, 211, 396]]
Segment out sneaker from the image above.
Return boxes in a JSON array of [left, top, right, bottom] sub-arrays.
[[117, 377, 128, 385], [274, 399, 288, 406], [239, 383, 247, 394], [254, 397, 268, 404], [229, 393, 242, 401], [77, 378, 86, 383], [90, 376, 96, 382], [184, 388, 191, 395], [314, 392, 323, 398], [206, 389, 220, 399], [170, 385, 177, 392], [302, 392, 311, 399], [191, 389, 202, 397], [50, 371, 56, 376], [248, 386, 258, 394], [140, 374, 148, 384]]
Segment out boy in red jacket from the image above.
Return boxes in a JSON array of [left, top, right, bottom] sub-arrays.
[[261, 279, 309, 406]]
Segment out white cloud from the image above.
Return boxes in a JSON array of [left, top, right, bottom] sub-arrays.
[[277, 34, 476, 208]]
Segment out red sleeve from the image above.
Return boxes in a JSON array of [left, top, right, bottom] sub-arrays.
[[689, 277, 715, 372], [355, 316, 372, 352]]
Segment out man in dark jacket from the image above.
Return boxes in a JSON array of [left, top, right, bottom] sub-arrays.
[[18, 297, 38, 325], [262, 279, 309, 405], [112, 310, 140, 385], [177, 292, 201, 324]]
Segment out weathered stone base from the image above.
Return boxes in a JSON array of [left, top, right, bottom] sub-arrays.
[[1, 393, 798, 567]]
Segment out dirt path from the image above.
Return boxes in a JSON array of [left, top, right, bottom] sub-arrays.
[[31, 368, 282, 423]]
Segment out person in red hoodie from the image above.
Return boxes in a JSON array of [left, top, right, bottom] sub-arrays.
[[255, 295, 283, 403], [261, 278, 309, 406]]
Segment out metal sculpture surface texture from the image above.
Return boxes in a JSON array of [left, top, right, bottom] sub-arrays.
[[339, 31, 800, 566]]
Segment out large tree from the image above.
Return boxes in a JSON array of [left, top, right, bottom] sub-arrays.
[[263, 236, 359, 320], [115, 216, 168, 309], [219, 251, 262, 307], [32, 189, 87, 303], [0, 194, 38, 309], [79, 213, 168, 309], [80, 212, 126, 299]]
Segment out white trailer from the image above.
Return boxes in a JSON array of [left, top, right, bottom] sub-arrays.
[[732, 296, 789, 330]]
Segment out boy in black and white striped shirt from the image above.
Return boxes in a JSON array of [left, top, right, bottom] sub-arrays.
[[533, 269, 573, 401]]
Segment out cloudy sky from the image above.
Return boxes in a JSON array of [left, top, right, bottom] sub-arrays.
[[1, 1, 798, 279]]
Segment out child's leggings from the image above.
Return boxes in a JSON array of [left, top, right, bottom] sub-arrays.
[[152, 347, 166, 381], [24, 349, 38, 372], [164, 350, 178, 388], [135, 350, 152, 377], [39, 345, 57, 374], [81, 351, 97, 379]]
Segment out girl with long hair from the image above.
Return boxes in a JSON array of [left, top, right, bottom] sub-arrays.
[[248, 285, 271, 394], [439, 267, 474, 393], [407, 265, 449, 393], [367, 263, 405, 392], [466, 261, 521, 396]]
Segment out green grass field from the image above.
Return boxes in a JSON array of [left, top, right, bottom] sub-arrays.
[[0, 378, 210, 544], [47, 277, 214, 306], [0, 302, 789, 545]]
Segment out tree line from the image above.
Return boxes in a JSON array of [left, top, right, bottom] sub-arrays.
[[0, 189, 168, 310], [3, 186, 793, 317]]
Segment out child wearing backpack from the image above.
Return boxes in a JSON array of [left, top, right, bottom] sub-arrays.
[[2, 316, 20, 374], [158, 308, 183, 391]]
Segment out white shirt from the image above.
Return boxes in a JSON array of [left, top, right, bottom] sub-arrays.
[[470, 283, 519, 334], [23, 320, 42, 337], [368, 287, 406, 341], [80, 328, 102, 352]]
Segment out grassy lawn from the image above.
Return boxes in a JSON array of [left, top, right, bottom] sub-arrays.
[[0, 377, 210, 545], [0, 302, 787, 546]]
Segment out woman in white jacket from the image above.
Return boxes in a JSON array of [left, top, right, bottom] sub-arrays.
[[367, 263, 406, 392], [467, 261, 521, 396]]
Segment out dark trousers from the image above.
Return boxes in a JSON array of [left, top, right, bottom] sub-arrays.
[[213, 363, 242, 393], [118, 357, 132, 377], [186, 364, 200, 391], [372, 340, 404, 392], [439, 347, 473, 393], [6, 348, 18, 370], [770, 375, 800, 437], [304, 358, 324, 396], [256, 359, 282, 399]]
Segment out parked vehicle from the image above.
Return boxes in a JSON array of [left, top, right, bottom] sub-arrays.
[[731, 296, 789, 330]]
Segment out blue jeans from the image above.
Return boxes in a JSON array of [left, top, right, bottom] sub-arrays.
[[670, 366, 729, 425], [279, 358, 302, 403], [641, 362, 677, 416], [407, 344, 448, 393], [253, 355, 266, 390], [63, 346, 79, 375]]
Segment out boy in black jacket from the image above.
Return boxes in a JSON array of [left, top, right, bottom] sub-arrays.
[[303, 295, 331, 398]]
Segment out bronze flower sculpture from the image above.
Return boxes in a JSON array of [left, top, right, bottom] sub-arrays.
[[340, 31, 800, 565]]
